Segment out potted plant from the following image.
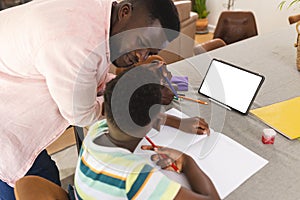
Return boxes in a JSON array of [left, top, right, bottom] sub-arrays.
[[193, 0, 210, 34], [278, 0, 300, 9], [278, 0, 300, 71], [226, 0, 236, 10]]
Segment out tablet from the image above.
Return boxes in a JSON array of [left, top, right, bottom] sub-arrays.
[[198, 59, 265, 115]]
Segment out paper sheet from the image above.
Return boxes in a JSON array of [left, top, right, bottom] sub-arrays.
[[134, 108, 268, 199], [250, 97, 300, 139]]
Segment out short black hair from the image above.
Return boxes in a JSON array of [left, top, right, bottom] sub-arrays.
[[104, 67, 162, 134], [126, 0, 180, 42]]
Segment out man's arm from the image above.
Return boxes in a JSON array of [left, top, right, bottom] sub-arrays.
[[35, 36, 105, 127]]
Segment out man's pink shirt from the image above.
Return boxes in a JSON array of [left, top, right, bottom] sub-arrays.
[[0, 0, 114, 186]]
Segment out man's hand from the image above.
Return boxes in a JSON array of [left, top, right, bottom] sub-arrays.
[[159, 64, 172, 80], [135, 54, 172, 85], [139, 61, 173, 84]]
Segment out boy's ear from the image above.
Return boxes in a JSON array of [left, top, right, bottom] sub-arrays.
[[101, 103, 105, 116], [117, 2, 133, 21]]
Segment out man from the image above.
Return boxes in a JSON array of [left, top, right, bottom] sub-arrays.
[[0, 0, 209, 199]]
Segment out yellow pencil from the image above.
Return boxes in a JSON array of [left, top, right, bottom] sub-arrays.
[[179, 95, 208, 105]]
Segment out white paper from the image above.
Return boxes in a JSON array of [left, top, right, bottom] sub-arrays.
[[134, 108, 268, 199]]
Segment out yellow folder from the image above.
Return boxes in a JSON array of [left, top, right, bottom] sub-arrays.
[[250, 97, 300, 140]]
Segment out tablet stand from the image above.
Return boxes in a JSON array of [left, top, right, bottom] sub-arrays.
[[209, 98, 232, 111]]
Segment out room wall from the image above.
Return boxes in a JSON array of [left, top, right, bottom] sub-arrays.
[[206, 0, 300, 34]]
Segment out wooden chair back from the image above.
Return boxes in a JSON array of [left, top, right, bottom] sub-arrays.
[[213, 11, 258, 45]]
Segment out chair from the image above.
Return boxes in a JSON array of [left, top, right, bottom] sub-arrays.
[[14, 176, 69, 200], [0, 0, 31, 10], [194, 38, 226, 55], [213, 11, 258, 45], [288, 14, 300, 24], [158, 0, 198, 64], [73, 126, 85, 154]]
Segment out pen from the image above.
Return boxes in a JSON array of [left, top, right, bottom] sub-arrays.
[[178, 95, 208, 105], [159, 68, 179, 99], [145, 136, 180, 173]]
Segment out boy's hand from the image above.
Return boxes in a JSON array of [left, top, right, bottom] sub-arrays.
[[179, 117, 210, 135], [141, 145, 186, 173], [164, 114, 210, 135]]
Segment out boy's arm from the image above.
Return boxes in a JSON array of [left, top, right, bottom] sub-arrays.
[[141, 146, 220, 200], [159, 113, 210, 135], [174, 156, 220, 200]]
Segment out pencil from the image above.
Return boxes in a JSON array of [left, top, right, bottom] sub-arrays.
[[145, 136, 180, 173], [178, 95, 208, 105], [159, 68, 179, 99], [133, 55, 178, 99]]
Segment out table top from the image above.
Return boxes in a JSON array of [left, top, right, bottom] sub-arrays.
[[168, 25, 300, 200]]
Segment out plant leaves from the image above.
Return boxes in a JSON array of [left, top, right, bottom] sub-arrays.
[[278, 0, 300, 9], [278, 1, 286, 10]]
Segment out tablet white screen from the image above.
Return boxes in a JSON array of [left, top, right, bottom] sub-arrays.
[[199, 59, 263, 114]]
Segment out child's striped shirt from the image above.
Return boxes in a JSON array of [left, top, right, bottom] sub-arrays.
[[74, 119, 181, 199]]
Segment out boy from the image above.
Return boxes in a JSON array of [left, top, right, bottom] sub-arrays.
[[74, 67, 220, 200]]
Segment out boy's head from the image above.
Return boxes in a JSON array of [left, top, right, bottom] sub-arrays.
[[104, 67, 162, 138]]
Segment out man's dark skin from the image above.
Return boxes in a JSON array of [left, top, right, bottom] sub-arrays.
[[108, 1, 210, 135]]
